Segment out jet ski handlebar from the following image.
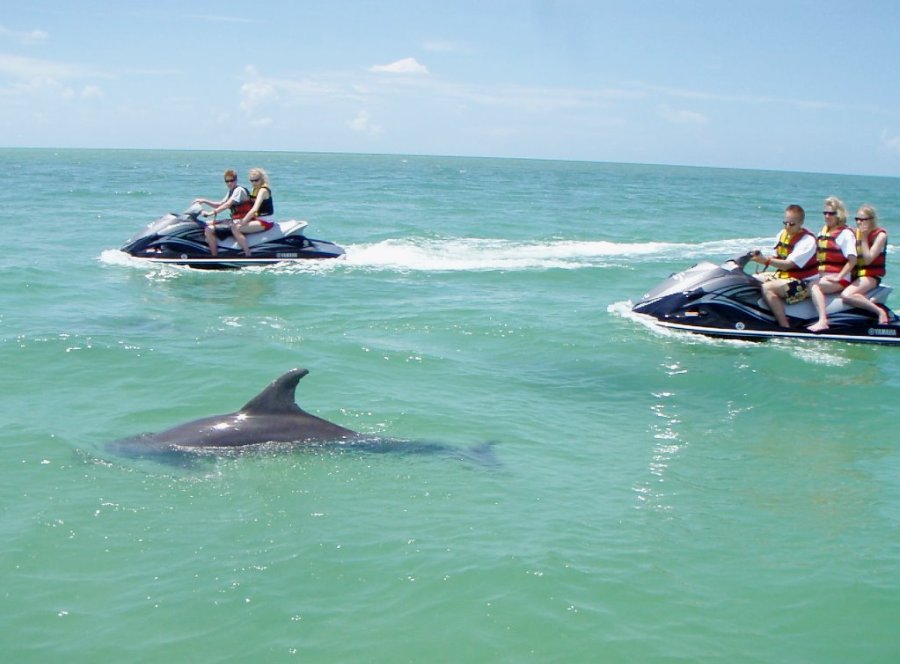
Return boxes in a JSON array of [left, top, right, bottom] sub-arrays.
[[723, 251, 755, 270]]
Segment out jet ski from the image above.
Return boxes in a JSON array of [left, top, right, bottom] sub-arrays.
[[633, 252, 900, 344], [121, 206, 345, 269]]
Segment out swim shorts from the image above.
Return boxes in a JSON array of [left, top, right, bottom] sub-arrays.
[[784, 278, 810, 304]]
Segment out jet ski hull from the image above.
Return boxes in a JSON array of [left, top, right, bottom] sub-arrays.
[[633, 254, 900, 345], [121, 211, 345, 269]]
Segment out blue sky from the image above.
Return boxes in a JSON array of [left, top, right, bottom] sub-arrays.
[[2, 0, 900, 176]]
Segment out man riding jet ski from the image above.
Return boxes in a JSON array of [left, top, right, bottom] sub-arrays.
[[632, 252, 900, 344]]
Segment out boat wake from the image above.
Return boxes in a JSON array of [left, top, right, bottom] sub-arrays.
[[335, 236, 769, 273], [607, 301, 852, 366], [100, 236, 769, 275]]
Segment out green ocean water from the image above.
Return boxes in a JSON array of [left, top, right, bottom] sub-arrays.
[[2, 148, 900, 662]]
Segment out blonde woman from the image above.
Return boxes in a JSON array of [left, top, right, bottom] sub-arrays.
[[231, 167, 275, 257], [842, 204, 889, 324], [807, 196, 856, 332]]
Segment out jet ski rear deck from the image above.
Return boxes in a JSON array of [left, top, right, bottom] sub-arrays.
[[633, 253, 900, 345]]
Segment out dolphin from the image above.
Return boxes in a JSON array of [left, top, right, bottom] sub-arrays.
[[107, 368, 499, 466]]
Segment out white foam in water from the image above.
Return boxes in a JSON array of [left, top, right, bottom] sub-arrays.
[[608, 301, 755, 347], [99, 249, 146, 268], [337, 236, 770, 273], [608, 300, 852, 365], [100, 236, 770, 275], [342, 238, 605, 271]]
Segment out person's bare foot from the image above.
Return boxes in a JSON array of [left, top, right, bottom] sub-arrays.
[[807, 321, 829, 333]]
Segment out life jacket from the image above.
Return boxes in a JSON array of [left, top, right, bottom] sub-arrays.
[[816, 224, 853, 275], [250, 185, 274, 217], [774, 228, 818, 279], [855, 228, 888, 278], [230, 185, 253, 219]]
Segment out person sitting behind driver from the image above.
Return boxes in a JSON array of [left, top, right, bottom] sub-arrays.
[[841, 204, 889, 324], [749, 204, 818, 328], [193, 169, 251, 257], [807, 196, 857, 333], [230, 167, 275, 258]]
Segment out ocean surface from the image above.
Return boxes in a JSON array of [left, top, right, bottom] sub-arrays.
[[2, 148, 899, 662]]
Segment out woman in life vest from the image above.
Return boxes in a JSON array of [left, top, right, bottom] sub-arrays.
[[807, 196, 857, 333], [194, 169, 251, 257], [231, 167, 275, 257], [841, 204, 889, 324], [748, 204, 818, 328]]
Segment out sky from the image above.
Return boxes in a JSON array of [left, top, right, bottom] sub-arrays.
[[2, 0, 900, 176]]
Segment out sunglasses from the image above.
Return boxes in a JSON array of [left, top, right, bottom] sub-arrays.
[[855, 216, 872, 222], [783, 220, 799, 226], [822, 211, 837, 216], [224, 178, 236, 183], [249, 178, 260, 183]]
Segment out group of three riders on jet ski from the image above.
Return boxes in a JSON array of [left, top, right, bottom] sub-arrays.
[[746, 195, 889, 332], [192, 167, 273, 258]]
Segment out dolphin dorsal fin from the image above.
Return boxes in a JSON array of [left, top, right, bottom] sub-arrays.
[[240, 368, 310, 415]]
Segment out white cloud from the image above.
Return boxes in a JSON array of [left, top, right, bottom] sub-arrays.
[[879, 129, 900, 155], [370, 57, 429, 75], [0, 53, 95, 80], [637, 82, 839, 112], [347, 110, 383, 136], [80, 85, 103, 100], [658, 104, 708, 125], [423, 40, 467, 53], [0, 74, 73, 101], [0, 25, 48, 45], [239, 80, 279, 111], [435, 81, 640, 113], [238, 65, 356, 112], [239, 66, 280, 113]]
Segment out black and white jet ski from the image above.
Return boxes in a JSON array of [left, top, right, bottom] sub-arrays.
[[121, 206, 345, 269], [633, 252, 900, 344]]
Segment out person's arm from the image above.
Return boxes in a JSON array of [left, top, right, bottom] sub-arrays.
[[836, 230, 857, 282], [776, 234, 816, 271], [767, 255, 795, 270], [750, 235, 780, 266], [238, 190, 266, 223], [836, 256, 857, 283], [204, 192, 239, 218], [858, 229, 887, 265], [197, 194, 228, 207]]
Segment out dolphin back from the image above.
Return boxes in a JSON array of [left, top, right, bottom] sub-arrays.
[[239, 368, 310, 415], [104, 368, 498, 468]]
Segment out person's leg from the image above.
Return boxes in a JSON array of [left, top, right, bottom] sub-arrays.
[[233, 220, 268, 257], [761, 280, 790, 327], [807, 280, 844, 331], [204, 225, 218, 256], [231, 225, 251, 256], [842, 278, 888, 323]]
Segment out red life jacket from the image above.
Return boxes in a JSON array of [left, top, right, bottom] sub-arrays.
[[855, 228, 888, 278], [774, 228, 818, 279], [230, 185, 253, 219], [816, 225, 853, 275]]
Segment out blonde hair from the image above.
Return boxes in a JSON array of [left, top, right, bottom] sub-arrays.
[[857, 204, 878, 224], [248, 167, 270, 188], [823, 196, 848, 225]]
